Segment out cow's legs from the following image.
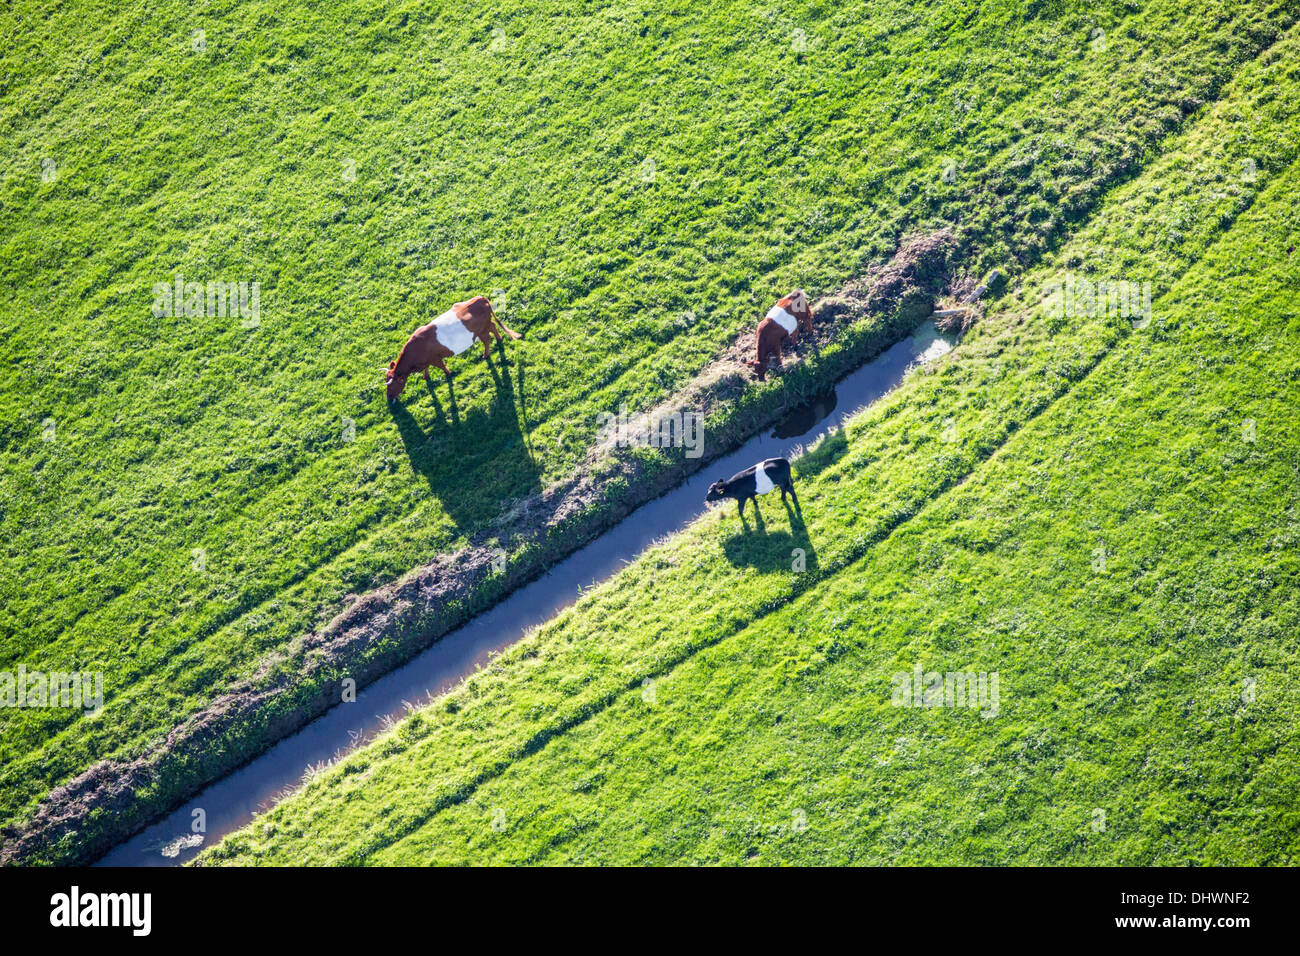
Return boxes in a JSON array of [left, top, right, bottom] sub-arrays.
[[781, 476, 800, 513], [432, 356, 453, 379], [750, 339, 769, 381], [737, 497, 746, 518]]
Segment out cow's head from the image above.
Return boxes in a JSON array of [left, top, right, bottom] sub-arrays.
[[788, 288, 813, 331], [384, 361, 408, 401], [704, 478, 730, 504]]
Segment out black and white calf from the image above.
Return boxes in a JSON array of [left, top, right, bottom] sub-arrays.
[[705, 457, 798, 518]]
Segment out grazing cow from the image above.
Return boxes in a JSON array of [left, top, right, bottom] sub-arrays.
[[384, 295, 521, 400], [705, 457, 798, 518], [747, 289, 813, 381]]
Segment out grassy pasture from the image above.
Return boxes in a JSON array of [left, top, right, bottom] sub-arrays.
[[200, 29, 1300, 864], [1, 0, 1295, 859]]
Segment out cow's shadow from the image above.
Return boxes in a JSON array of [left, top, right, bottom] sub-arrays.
[[390, 348, 540, 534], [721, 497, 818, 573], [772, 388, 838, 440]]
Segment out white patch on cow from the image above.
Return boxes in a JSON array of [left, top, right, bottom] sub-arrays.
[[753, 463, 776, 494], [766, 305, 798, 335], [433, 309, 476, 356]]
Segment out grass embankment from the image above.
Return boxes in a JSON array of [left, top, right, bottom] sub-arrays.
[[200, 26, 1300, 864], [2, 0, 1294, 859]]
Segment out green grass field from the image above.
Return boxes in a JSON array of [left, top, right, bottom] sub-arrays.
[[199, 19, 1300, 863], [3, 0, 1298, 863]]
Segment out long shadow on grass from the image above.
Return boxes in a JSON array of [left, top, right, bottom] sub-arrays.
[[390, 346, 540, 533], [722, 497, 818, 573]]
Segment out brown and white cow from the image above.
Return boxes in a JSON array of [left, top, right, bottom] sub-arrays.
[[746, 289, 813, 381], [384, 295, 521, 400]]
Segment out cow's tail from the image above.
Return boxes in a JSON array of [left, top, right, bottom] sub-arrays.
[[490, 304, 523, 340]]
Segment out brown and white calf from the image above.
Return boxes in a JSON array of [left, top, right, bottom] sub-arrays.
[[746, 289, 813, 381], [705, 457, 798, 518], [384, 295, 521, 400]]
